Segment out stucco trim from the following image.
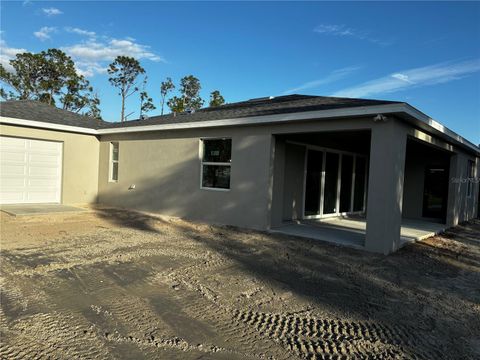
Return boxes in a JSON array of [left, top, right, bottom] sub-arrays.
[[401, 104, 479, 154], [2, 103, 479, 154], [96, 104, 407, 135], [0, 116, 97, 135]]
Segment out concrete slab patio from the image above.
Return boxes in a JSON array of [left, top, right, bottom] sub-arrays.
[[272, 216, 447, 249], [0, 204, 87, 216]]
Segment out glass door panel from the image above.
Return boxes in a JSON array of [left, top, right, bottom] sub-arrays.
[[422, 166, 448, 220], [353, 156, 366, 211], [340, 155, 354, 213], [323, 152, 339, 214], [304, 150, 323, 216]]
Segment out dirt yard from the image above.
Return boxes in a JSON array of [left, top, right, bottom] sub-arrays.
[[0, 207, 479, 359]]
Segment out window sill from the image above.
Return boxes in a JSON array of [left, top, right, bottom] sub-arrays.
[[200, 186, 230, 192]]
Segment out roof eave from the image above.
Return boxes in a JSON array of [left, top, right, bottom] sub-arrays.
[[1, 103, 479, 155], [0, 116, 98, 135]]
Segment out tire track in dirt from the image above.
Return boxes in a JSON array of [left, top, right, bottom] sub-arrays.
[[9, 243, 216, 277], [1, 312, 113, 359], [155, 258, 297, 359], [99, 289, 174, 339], [154, 255, 443, 360], [178, 296, 289, 359], [87, 286, 254, 358], [0, 279, 29, 317], [232, 309, 442, 359]]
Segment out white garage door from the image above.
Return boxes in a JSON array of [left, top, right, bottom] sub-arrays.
[[0, 136, 63, 204]]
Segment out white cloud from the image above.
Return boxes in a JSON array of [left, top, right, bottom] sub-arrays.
[[33, 26, 56, 41], [332, 59, 480, 98], [65, 27, 96, 38], [2, 28, 163, 78], [284, 66, 361, 94], [314, 24, 390, 46], [391, 73, 412, 83], [42, 7, 63, 16], [0, 39, 27, 72], [62, 37, 164, 76]]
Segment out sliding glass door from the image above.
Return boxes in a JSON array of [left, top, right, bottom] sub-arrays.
[[353, 156, 367, 212], [303, 148, 367, 219], [340, 155, 354, 213], [304, 150, 323, 216], [323, 152, 340, 215]]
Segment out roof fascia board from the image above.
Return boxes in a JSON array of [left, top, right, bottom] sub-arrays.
[[1, 103, 478, 154], [96, 104, 408, 135], [0, 116, 97, 135], [401, 104, 479, 154]]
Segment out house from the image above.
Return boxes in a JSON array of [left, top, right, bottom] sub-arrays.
[[1, 95, 479, 254]]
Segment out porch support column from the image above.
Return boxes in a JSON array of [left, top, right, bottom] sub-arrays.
[[446, 153, 461, 227], [365, 119, 407, 254]]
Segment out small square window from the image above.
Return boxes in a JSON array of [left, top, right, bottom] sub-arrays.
[[203, 139, 232, 163], [202, 165, 231, 189], [201, 139, 231, 190]]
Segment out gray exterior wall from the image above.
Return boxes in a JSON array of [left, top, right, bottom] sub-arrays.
[[97, 127, 274, 230], [98, 117, 376, 230], [96, 117, 479, 241], [446, 152, 480, 226]]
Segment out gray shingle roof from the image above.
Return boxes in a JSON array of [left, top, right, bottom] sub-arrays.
[[0, 100, 109, 129], [100, 95, 401, 129], [1, 95, 401, 130]]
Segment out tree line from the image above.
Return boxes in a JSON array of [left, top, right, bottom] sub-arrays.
[[0, 48, 226, 122]]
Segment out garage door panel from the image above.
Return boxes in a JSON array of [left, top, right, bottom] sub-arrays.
[[29, 153, 60, 164], [0, 136, 62, 204], [1, 178, 27, 187], [28, 166, 60, 177], [0, 151, 27, 163], [0, 192, 25, 203], [28, 140, 61, 151], [1, 164, 27, 176], [0, 137, 27, 149], [28, 178, 59, 187], [27, 191, 60, 202]]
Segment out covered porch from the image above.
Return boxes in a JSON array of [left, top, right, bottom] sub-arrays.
[[269, 118, 456, 254]]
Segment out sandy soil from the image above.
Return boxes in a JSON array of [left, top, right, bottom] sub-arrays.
[[0, 207, 479, 359]]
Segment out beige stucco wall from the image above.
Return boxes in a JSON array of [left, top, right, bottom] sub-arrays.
[[97, 127, 274, 230], [0, 124, 100, 204]]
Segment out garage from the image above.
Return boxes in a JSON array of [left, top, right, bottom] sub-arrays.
[[0, 136, 63, 204]]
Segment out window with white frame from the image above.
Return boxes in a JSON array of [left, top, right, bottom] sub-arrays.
[[467, 160, 474, 197], [109, 142, 119, 182], [201, 138, 231, 190]]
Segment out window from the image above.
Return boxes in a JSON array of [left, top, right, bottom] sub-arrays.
[[467, 160, 474, 197], [201, 138, 231, 190], [109, 142, 119, 182]]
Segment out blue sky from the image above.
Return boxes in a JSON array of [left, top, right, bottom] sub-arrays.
[[1, 1, 479, 143]]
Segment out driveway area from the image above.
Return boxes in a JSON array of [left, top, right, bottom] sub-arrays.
[[0, 207, 479, 359]]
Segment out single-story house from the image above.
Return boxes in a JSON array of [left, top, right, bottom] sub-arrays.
[[1, 95, 479, 254]]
